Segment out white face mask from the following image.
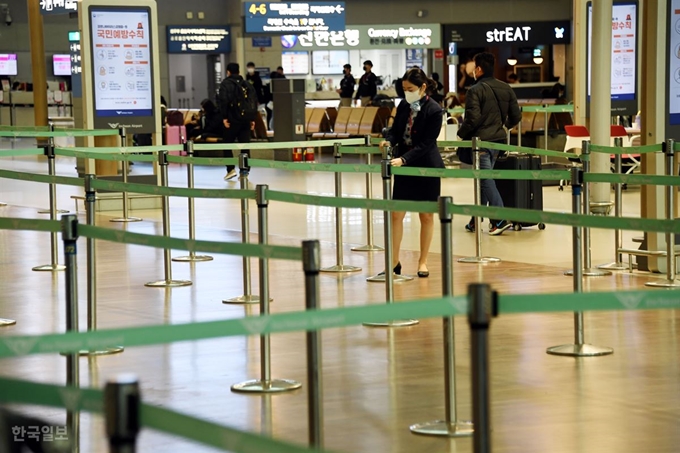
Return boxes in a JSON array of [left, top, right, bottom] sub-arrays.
[[404, 89, 422, 104], [247, 68, 255, 75]]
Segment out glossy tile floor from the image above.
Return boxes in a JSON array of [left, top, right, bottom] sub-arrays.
[[1, 140, 679, 453]]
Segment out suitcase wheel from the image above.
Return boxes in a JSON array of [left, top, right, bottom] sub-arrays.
[[513, 223, 522, 232], [538, 223, 546, 230]]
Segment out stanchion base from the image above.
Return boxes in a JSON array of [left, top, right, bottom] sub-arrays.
[[645, 279, 680, 288], [0, 202, 7, 207], [366, 273, 415, 283], [110, 217, 143, 223], [0, 318, 16, 326], [410, 420, 474, 437], [231, 378, 302, 394], [597, 262, 628, 271], [564, 268, 613, 277], [320, 264, 362, 273], [363, 319, 419, 328], [172, 255, 214, 262], [546, 343, 614, 357], [32, 264, 66, 272], [457, 256, 501, 264], [38, 209, 69, 214], [223, 295, 272, 305], [351, 244, 385, 252], [70, 347, 125, 357], [144, 279, 193, 288]]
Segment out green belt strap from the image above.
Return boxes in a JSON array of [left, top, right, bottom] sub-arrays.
[[437, 140, 472, 148], [248, 159, 381, 174], [0, 148, 45, 157], [447, 107, 466, 114], [478, 141, 581, 160], [338, 146, 383, 155], [89, 179, 256, 200], [0, 129, 120, 138], [267, 189, 439, 214], [77, 224, 302, 261], [193, 138, 365, 151], [0, 217, 61, 233], [0, 168, 84, 187], [584, 172, 680, 186], [166, 155, 239, 166], [393, 166, 571, 181], [55, 148, 158, 163], [60, 145, 184, 154], [589, 143, 662, 154], [0, 125, 51, 131], [521, 105, 574, 113]]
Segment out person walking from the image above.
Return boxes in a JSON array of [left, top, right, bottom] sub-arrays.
[[245, 62, 266, 106], [354, 60, 378, 106], [379, 68, 444, 278], [457, 52, 521, 236], [218, 63, 258, 181], [337, 64, 355, 108]]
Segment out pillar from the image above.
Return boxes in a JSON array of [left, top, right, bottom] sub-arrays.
[[27, 0, 48, 130]]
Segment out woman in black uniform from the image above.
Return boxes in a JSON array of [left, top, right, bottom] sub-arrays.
[[380, 68, 444, 278]]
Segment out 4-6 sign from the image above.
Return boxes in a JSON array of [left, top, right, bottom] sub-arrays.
[[245, 2, 346, 34], [249, 3, 267, 15]]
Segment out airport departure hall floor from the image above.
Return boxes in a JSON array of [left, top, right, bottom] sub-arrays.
[[1, 143, 679, 452]]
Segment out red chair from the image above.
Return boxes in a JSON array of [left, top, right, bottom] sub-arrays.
[[564, 125, 590, 153], [610, 124, 640, 175]]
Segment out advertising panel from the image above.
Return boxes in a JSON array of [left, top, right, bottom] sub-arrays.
[[245, 2, 345, 34], [53, 55, 71, 76], [668, 0, 680, 128], [166, 26, 231, 54], [0, 54, 17, 76], [312, 50, 348, 74], [281, 51, 309, 75]]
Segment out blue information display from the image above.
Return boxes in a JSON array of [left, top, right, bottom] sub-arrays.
[[166, 26, 231, 54], [245, 2, 346, 34]]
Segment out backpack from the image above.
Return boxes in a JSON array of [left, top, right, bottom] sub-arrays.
[[229, 78, 259, 122]]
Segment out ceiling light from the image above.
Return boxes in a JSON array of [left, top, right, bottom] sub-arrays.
[[507, 58, 518, 66], [533, 57, 544, 65]]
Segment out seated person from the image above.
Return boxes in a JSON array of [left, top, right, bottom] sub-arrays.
[[187, 99, 224, 140]]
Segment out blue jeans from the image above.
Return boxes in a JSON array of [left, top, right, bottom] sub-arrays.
[[478, 149, 504, 221]]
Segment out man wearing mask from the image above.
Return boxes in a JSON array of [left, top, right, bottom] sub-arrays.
[[354, 60, 378, 106], [457, 52, 521, 236], [337, 64, 355, 107], [245, 62, 266, 106], [276, 66, 286, 78]]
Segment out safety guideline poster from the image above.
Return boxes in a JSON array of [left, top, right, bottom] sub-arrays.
[[669, 0, 680, 125]]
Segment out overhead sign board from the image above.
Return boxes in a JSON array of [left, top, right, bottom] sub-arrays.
[[245, 2, 346, 34], [444, 21, 571, 47], [282, 24, 441, 51], [40, 0, 79, 15], [166, 26, 231, 53]]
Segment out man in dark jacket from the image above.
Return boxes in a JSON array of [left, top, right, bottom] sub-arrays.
[[458, 52, 521, 236], [354, 60, 378, 106], [337, 64, 355, 107], [246, 62, 266, 105], [218, 62, 253, 180]]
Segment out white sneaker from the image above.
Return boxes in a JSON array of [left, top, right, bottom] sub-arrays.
[[224, 169, 237, 181]]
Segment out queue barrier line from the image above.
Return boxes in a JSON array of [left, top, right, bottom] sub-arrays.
[[57, 145, 184, 154], [337, 146, 383, 155], [0, 217, 61, 233], [266, 189, 440, 214], [393, 166, 571, 181], [0, 148, 46, 157], [0, 125, 51, 131], [193, 138, 365, 151], [478, 141, 582, 160], [0, 378, 330, 453], [0, 129, 120, 138], [248, 159, 381, 174], [55, 148, 160, 163], [0, 168, 84, 188], [77, 224, 302, 261], [589, 143, 662, 155], [521, 105, 575, 113], [89, 179, 257, 200], [166, 155, 239, 166], [584, 172, 680, 187], [447, 107, 466, 115]]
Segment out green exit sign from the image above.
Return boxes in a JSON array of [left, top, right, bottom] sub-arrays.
[[68, 31, 80, 42]]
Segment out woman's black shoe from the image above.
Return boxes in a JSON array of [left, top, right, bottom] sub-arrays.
[[378, 262, 402, 276], [417, 270, 429, 278]]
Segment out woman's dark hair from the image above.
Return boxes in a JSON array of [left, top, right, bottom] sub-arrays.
[[200, 98, 216, 114], [401, 67, 437, 95]]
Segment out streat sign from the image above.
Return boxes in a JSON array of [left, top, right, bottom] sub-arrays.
[[486, 26, 532, 43]]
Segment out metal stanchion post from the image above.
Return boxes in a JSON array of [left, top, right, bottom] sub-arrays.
[[598, 137, 627, 270], [61, 215, 80, 447], [410, 196, 473, 437], [367, 146, 414, 285], [303, 240, 324, 448], [79, 175, 123, 356], [565, 141, 612, 277], [145, 151, 192, 288], [320, 143, 362, 273], [468, 283, 497, 453], [352, 136, 384, 252], [517, 107, 523, 148], [232, 185, 301, 393], [104, 374, 140, 453], [646, 139, 680, 288], [38, 123, 68, 215], [225, 153, 265, 304], [173, 140, 213, 263], [459, 137, 500, 264], [543, 105, 549, 153], [548, 168, 613, 357], [110, 127, 141, 223], [33, 137, 66, 272]]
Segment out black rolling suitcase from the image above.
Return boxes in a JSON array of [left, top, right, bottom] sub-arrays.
[[493, 152, 546, 231]]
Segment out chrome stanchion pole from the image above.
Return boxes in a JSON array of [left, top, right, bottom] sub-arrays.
[[646, 139, 680, 288], [321, 143, 362, 273], [38, 123, 68, 215], [33, 137, 66, 272], [224, 153, 264, 304], [517, 106, 523, 148], [565, 141, 611, 277], [173, 140, 213, 263], [80, 175, 123, 356], [352, 136, 384, 252], [410, 196, 473, 437], [110, 127, 141, 223], [364, 155, 417, 327], [548, 168, 613, 357], [459, 137, 500, 264], [145, 151, 192, 288], [61, 215, 80, 448], [468, 283, 497, 453], [104, 375, 140, 453], [303, 240, 324, 448], [543, 104, 549, 153], [598, 137, 627, 270], [232, 185, 301, 393]]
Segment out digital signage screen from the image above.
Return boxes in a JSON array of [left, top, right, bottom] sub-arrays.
[[0, 54, 18, 76], [53, 54, 72, 76], [281, 51, 309, 75], [245, 2, 346, 34], [166, 26, 231, 53], [312, 50, 348, 74], [668, 0, 680, 128], [89, 7, 154, 119]]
